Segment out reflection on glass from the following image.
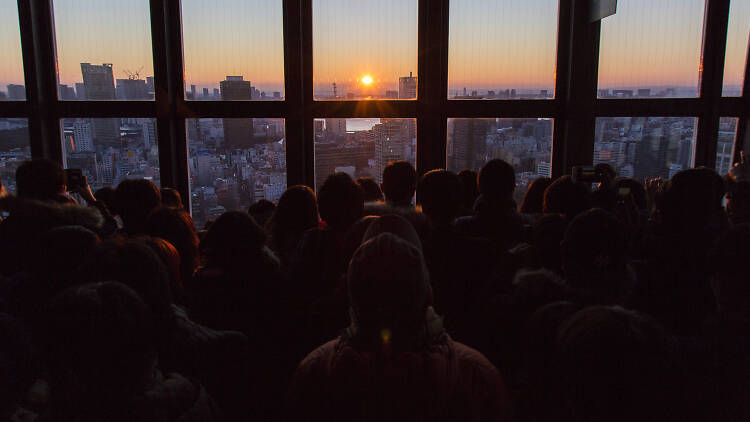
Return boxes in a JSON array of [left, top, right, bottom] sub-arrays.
[[0, 0, 25, 101], [598, 0, 705, 98], [0, 118, 31, 193], [188, 118, 286, 228], [446, 118, 553, 203], [313, 0, 418, 100], [716, 117, 738, 175], [722, 0, 750, 96], [53, 0, 154, 100], [448, 0, 558, 99], [594, 117, 697, 180], [314, 118, 416, 190], [182, 0, 285, 100], [61, 118, 160, 190]]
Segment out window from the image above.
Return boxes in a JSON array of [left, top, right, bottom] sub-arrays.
[[716, 117, 738, 175], [446, 118, 553, 203], [0, 0, 25, 100], [188, 118, 286, 228], [314, 118, 416, 189], [448, 0, 559, 99], [598, 0, 706, 98], [61, 118, 160, 189], [313, 0, 418, 100], [594, 117, 697, 180], [0, 118, 31, 194], [722, 0, 750, 97], [52, 0, 155, 100], [181, 0, 285, 101]]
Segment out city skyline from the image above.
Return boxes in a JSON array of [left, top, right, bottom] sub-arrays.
[[1, 0, 748, 96]]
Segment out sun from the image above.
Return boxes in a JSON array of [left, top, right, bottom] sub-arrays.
[[361, 75, 373, 85]]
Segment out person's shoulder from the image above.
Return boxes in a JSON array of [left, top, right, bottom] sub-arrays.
[[449, 339, 499, 374]]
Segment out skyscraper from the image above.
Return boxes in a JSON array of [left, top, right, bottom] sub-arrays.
[[72, 119, 94, 152], [449, 119, 488, 172], [116, 78, 149, 100], [325, 118, 347, 138], [6, 84, 25, 100], [374, 119, 406, 182], [81, 63, 119, 146], [220, 76, 254, 149], [398, 72, 417, 99]]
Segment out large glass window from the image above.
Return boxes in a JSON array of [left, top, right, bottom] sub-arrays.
[[598, 0, 705, 98], [61, 118, 160, 190], [314, 118, 416, 189], [0, 118, 31, 194], [181, 0, 285, 101], [187, 118, 286, 228], [448, 0, 559, 99], [52, 0, 155, 100], [594, 117, 697, 180], [722, 0, 750, 97], [716, 117, 738, 175], [0, 0, 25, 101], [446, 118, 553, 203], [313, 0, 418, 100]]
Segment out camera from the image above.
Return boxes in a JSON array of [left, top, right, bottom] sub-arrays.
[[65, 168, 83, 191], [571, 165, 601, 184]]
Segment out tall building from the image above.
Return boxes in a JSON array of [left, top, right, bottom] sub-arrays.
[[116, 78, 149, 100], [374, 119, 407, 182], [449, 119, 488, 172], [325, 118, 347, 137], [398, 72, 417, 99], [6, 84, 25, 100], [220, 76, 254, 149], [58, 84, 76, 100], [75, 83, 87, 100], [81, 63, 119, 145], [72, 119, 94, 152]]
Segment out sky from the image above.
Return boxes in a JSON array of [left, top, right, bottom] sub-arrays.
[[0, 0, 748, 96]]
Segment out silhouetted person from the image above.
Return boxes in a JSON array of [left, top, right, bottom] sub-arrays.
[[287, 231, 511, 421], [42, 282, 222, 421], [0, 313, 35, 421], [457, 169, 479, 215], [94, 186, 116, 211], [15, 158, 68, 203], [266, 185, 318, 266], [381, 160, 417, 208], [248, 199, 276, 228], [562, 208, 633, 305], [725, 153, 750, 226], [113, 179, 162, 236], [141, 236, 185, 306], [519, 177, 552, 216], [455, 159, 528, 250], [160, 187, 183, 208], [357, 177, 384, 202], [145, 206, 200, 288], [543, 175, 592, 219]]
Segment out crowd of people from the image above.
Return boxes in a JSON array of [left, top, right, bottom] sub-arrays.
[[0, 155, 749, 421]]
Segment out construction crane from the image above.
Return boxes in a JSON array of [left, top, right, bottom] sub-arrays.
[[123, 66, 144, 80]]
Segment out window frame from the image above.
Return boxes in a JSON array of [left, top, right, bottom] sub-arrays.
[[1, 0, 747, 212]]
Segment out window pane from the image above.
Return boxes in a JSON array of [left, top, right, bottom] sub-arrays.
[[61, 118, 160, 189], [188, 118, 286, 228], [598, 0, 705, 98], [53, 0, 154, 100], [716, 117, 738, 175], [0, 118, 31, 194], [448, 0, 558, 99], [446, 118, 553, 203], [314, 118, 416, 189], [722, 0, 750, 97], [594, 117, 697, 180], [313, 0, 418, 100], [182, 0, 285, 101], [1, 0, 25, 100]]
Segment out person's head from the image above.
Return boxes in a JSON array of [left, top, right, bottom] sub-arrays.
[[519, 177, 552, 214], [43, 282, 156, 414], [661, 167, 725, 231], [347, 232, 432, 349], [417, 169, 463, 225], [317, 172, 364, 230], [357, 177, 384, 203], [562, 209, 631, 304], [530, 214, 569, 273], [200, 211, 267, 269], [557, 306, 670, 422], [145, 206, 200, 281], [543, 175, 592, 218], [709, 224, 750, 314], [381, 160, 417, 206], [268, 185, 318, 251], [159, 187, 183, 208], [140, 236, 183, 305], [0, 314, 34, 418], [361, 214, 423, 252], [15, 158, 65, 201], [457, 169, 479, 211], [248, 199, 276, 228], [725, 154, 750, 225], [478, 159, 516, 201], [94, 186, 116, 210], [113, 179, 162, 235], [613, 178, 648, 211], [37, 225, 101, 287]]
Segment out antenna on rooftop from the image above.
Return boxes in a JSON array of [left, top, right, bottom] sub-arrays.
[[123, 66, 144, 80]]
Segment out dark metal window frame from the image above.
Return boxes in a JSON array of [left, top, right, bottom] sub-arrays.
[[3, 0, 749, 209]]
